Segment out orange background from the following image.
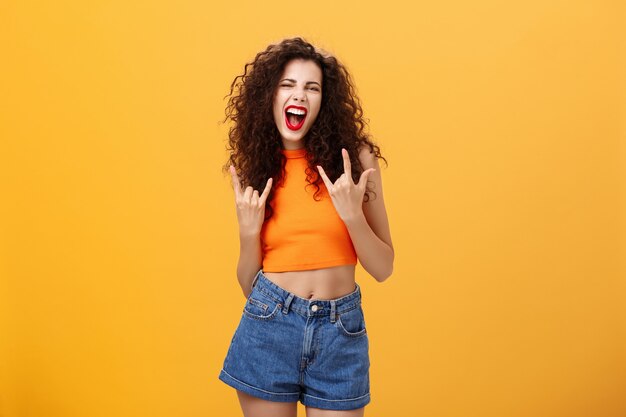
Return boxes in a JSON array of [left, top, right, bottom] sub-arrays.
[[1, 1, 625, 416]]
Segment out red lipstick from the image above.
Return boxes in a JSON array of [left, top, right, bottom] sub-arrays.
[[284, 105, 307, 131]]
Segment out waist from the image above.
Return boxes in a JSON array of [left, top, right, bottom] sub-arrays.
[[251, 269, 362, 316], [259, 265, 357, 300]]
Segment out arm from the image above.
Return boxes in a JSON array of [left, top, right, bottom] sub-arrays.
[[228, 164, 273, 299], [237, 231, 263, 299], [344, 147, 394, 282], [344, 212, 394, 283]]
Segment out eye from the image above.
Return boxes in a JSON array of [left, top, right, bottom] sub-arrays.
[[309, 87, 320, 91]]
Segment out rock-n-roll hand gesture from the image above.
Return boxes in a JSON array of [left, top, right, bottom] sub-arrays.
[[316, 148, 376, 223], [229, 165, 273, 236]]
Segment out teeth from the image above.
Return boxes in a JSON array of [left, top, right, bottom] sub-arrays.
[[286, 108, 306, 115]]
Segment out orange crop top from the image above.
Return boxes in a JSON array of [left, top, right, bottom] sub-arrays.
[[260, 147, 358, 272]]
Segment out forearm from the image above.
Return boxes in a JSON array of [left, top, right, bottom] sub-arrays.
[[344, 212, 394, 282], [237, 232, 263, 299]]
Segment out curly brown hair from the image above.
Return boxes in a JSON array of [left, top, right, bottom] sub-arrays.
[[220, 36, 388, 221]]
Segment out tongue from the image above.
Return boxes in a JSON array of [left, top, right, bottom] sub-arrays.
[[288, 114, 303, 126]]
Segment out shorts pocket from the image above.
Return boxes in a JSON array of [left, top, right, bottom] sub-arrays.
[[243, 288, 282, 321], [336, 305, 367, 338]]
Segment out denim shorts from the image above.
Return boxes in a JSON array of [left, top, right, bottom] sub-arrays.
[[218, 268, 370, 410]]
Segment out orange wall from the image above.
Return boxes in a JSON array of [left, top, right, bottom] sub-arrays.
[[1, 1, 624, 416]]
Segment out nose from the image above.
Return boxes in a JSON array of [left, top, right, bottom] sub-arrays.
[[292, 87, 307, 102]]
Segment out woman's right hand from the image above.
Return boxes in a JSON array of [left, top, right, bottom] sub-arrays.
[[229, 165, 273, 236]]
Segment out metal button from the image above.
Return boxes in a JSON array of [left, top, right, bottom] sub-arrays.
[[311, 304, 318, 312]]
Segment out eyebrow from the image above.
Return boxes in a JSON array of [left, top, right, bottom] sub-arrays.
[[280, 78, 321, 87]]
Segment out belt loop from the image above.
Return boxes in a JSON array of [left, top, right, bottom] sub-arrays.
[[282, 293, 294, 314], [330, 300, 337, 323]]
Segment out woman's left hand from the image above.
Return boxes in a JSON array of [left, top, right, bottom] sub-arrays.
[[316, 148, 376, 223]]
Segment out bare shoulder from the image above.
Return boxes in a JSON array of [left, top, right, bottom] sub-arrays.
[[357, 144, 394, 254]]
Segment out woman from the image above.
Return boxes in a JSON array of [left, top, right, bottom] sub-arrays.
[[218, 37, 394, 417]]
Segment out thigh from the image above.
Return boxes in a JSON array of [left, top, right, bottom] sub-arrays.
[[219, 286, 303, 400], [300, 305, 371, 410], [305, 405, 365, 417], [237, 389, 297, 417]]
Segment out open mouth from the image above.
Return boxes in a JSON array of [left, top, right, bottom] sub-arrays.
[[284, 105, 307, 131]]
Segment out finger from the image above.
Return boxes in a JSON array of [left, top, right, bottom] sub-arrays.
[[243, 185, 253, 202], [358, 168, 376, 189], [316, 165, 334, 194], [252, 189, 259, 205], [341, 148, 353, 184], [229, 165, 241, 197], [258, 177, 273, 205]]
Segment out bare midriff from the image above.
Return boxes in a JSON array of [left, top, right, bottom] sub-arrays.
[[262, 264, 357, 300]]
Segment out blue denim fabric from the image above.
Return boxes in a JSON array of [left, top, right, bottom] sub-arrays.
[[218, 268, 370, 410]]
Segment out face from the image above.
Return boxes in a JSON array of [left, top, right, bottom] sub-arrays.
[[272, 59, 323, 149]]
